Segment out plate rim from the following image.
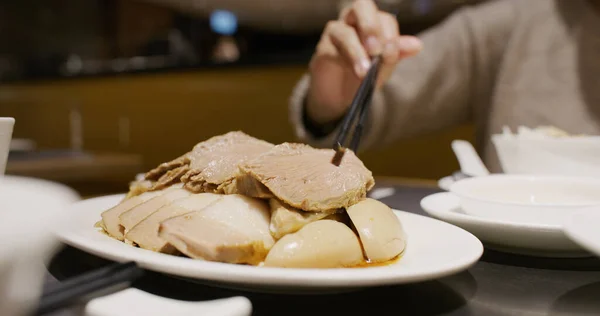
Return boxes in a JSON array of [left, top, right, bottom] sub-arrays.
[[421, 192, 561, 232], [564, 210, 600, 257], [57, 194, 484, 288], [421, 192, 590, 257]]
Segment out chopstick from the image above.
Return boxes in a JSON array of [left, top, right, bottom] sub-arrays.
[[33, 261, 143, 315], [331, 55, 382, 166]]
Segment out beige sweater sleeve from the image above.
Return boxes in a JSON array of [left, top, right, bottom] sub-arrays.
[[289, 0, 516, 150]]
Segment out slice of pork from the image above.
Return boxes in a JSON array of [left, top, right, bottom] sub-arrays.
[[100, 189, 168, 240], [269, 199, 338, 240], [145, 152, 190, 181], [125, 179, 155, 199], [119, 186, 192, 236], [180, 131, 274, 194], [159, 194, 274, 264], [150, 165, 190, 191], [125, 193, 222, 253], [239, 143, 375, 212]]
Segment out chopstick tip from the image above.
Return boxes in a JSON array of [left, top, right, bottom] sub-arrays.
[[331, 145, 347, 166]]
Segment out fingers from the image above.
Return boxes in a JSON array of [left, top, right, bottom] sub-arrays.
[[396, 36, 423, 58], [316, 0, 423, 82], [321, 21, 371, 78], [379, 12, 401, 65], [341, 0, 383, 55], [377, 36, 422, 88]]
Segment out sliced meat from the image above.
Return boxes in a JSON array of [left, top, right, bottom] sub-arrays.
[[159, 194, 274, 264], [125, 179, 154, 199], [233, 174, 273, 198], [180, 131, 274, 194], [100, 190, 167, 240], [269, 199, 338, 239], [149, 165, 190, 191], [119, 185, 192, 236], [125, 193, 222, 253], [145, 153, 190, 181], [239, 143, 375, 211]]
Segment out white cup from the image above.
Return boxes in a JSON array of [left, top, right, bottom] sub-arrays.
[[0, 118, 15, 175]]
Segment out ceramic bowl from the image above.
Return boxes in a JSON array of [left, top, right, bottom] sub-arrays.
[[449, 174, 600, 225], [492, 134, 600, 177]]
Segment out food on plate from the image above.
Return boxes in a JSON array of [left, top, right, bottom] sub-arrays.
[[263, 220, 364, 268], [100, 189, 168, 240], [119, 186, 192, 236], [268, 199, 342, 240], [125, 193, 222, 253], [346, 199, 406, 263], [95, 131, 405, 268], [126, 179, 154, 199], [181, 131, 274, 194], [238, 143, 375, 211], [159, 194, 274, 264]]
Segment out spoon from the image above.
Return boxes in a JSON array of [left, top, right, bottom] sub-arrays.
[[451, 140, 490, 178]]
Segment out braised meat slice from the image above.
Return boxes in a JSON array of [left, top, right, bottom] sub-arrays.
[[125, 179, 154, 199], [268, 199, 341, 239], [239, 143, 375, 212], [159, 194, 275, 264], [145, 153, 190, 181], [181, 131, 274, 193]]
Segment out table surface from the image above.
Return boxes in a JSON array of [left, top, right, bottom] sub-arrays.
[[44, 178, 600, 316]]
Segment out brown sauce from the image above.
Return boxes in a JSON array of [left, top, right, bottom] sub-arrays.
[[352, 253, 403, 268]]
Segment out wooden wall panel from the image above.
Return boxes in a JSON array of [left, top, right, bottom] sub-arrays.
[[0, 66, 473, 180]]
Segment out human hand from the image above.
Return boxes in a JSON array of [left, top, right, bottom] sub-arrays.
[[305, 0, 422, 124]]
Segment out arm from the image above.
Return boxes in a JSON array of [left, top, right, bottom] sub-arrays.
[[289, 0, 516, 150]]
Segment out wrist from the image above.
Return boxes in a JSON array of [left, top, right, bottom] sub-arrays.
[[302, 96, 344, 138]]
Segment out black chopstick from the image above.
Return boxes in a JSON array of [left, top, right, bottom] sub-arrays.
[[332, 55, 382, 165], [33, 261, 143, 315]]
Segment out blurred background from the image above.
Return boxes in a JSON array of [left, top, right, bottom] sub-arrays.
[[0, 0, 483, 197]]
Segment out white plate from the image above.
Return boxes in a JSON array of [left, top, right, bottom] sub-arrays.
[[56, 194, 483, 294], [420, 192, 588, 258], [564, 210, 600, 258]]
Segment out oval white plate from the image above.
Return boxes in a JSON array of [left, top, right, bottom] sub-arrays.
[[56, 194, 483, 294], [421, 192, 588, 258], [564, 210, 600, 258]]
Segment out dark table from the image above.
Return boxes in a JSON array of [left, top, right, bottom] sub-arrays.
[[44, 180, 600, 316]]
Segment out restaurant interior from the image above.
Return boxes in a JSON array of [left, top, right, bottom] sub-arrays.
[[2, 0, 600, 315], [0, 0, 483, 197]]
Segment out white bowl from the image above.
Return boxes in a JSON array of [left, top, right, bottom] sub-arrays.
[[449, 175, 600, 226], [0, 176, 80, 316], [492, 134, 600, 177]]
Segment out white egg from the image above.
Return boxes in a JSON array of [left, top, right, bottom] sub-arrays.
[[263, 220, 364, 268], [347, 198, 406, 263]]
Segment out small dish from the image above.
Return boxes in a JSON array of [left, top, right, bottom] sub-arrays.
[[564, 208, 600, 259], [449, 174, 600, 226], [84, 288, 252, 316], [420, 192, 588, 257]]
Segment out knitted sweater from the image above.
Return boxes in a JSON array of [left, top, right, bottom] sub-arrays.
[[289, 0, 600, 172]]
